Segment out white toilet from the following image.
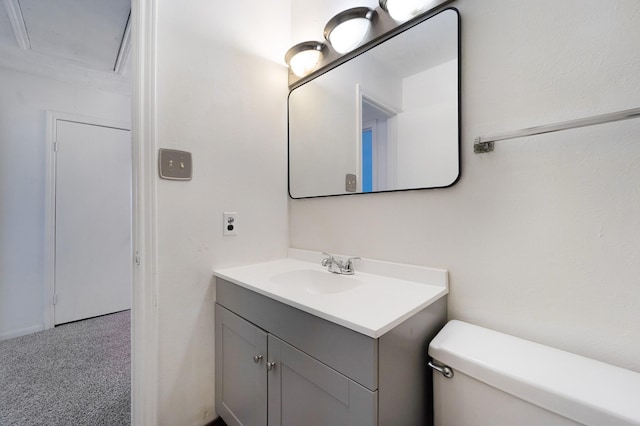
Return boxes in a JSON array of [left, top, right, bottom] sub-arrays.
[[428, 320, 640, 426]]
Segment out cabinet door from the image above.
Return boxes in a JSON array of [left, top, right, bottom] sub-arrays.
[[216, 305, 268, 426], [267, 335, 377, 426]]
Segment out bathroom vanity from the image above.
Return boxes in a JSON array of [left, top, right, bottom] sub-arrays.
[[213, 249, 448, 425]]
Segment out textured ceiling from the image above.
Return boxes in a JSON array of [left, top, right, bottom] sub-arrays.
[[0, 7, 17, 44], [20, 0, 130, 71], [1, 0, 130, 74]]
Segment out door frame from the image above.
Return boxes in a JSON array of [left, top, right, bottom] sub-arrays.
[[44, 111, 132, 330], [42, 0, 159, 423], [131, 0, 159, 424], [355, 84, 401, 193]]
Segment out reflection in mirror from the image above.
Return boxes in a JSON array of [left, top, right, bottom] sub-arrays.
[[288, 8, 459, 198]]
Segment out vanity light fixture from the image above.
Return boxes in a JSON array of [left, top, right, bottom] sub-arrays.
[[379, 0, 435, 22], [285, 0, 451, 86], [323, 7, 376, 54], [284, 41, 326, 77]]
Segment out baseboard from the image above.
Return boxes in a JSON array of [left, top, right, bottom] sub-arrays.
[[203, 417, 227, 426], [0, 324, 44, 341]]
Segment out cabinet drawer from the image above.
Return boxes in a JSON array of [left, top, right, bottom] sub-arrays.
[[216, 278, 378, 390]]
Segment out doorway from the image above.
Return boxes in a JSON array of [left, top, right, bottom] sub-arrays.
[[361, 98, 397, 193], [46, 114, 132, 326], [0, 0, 139, 422]]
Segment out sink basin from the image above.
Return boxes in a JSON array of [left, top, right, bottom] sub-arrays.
[[270, 269, 363, 295], [213, 249, 448, 337]]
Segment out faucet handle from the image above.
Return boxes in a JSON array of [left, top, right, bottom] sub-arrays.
[[344, 257, 361, 273], [321, 252, 334, 267]]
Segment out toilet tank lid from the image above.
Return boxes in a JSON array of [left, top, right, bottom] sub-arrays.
[[428, 320, 640, 426]]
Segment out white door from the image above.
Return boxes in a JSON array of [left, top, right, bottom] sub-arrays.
[[54, 119, 132, 325]]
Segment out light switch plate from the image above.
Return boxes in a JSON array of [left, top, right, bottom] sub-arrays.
[[159, 149, 192, 180]]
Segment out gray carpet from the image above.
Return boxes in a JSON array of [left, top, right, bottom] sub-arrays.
[[0, 311, 131, 426]]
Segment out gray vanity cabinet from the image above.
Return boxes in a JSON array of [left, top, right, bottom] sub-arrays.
[[216, 304, 377, 426], [215, 278, 447, 426]]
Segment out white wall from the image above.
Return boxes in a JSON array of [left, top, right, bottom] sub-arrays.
[[289, 72, 357, 196], [397, 59, 458, 188], [0, 67, 131, 340], [290, 0, 640, 373], [154, 0, 290, 424], [289, 52, 399, 197]]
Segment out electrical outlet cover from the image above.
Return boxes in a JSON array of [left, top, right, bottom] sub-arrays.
[[223, 212, 237, 236]]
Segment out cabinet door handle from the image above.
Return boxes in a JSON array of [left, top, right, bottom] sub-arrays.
[[253, 354, 263, 364], [266, 361, 276, 371]]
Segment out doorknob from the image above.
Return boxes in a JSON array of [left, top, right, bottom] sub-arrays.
[[253, 354, 263, 364], [266, 361, 276, 371]]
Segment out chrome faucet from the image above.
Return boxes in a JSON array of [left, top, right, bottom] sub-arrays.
[[321, 252, 361, 275]]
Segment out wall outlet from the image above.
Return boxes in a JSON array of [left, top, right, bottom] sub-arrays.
[[223, 212, 237, 236]]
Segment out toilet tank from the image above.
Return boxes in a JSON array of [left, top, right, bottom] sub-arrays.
[[428, 320, 640, 426]]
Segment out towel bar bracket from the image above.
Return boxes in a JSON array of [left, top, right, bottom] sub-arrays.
[[474, 138, 494, 154]]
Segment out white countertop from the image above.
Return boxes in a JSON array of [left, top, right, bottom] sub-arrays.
[[214, 249, 448, 338]]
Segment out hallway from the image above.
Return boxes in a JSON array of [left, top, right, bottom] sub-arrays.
[[0, 311, 130, 425]]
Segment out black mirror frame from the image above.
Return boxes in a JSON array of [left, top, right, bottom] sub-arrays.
[[287, 7, 461, 199]]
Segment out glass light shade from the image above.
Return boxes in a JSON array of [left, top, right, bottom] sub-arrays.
[[324, 8, 376, 54], [289, 49, 322, 77], [380, 0, 435, 22], [285, 42, 324, 78], [327, 18, 372, 54]]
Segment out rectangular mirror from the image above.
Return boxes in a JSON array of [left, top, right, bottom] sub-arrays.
[[288, 8, 460, 198]]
